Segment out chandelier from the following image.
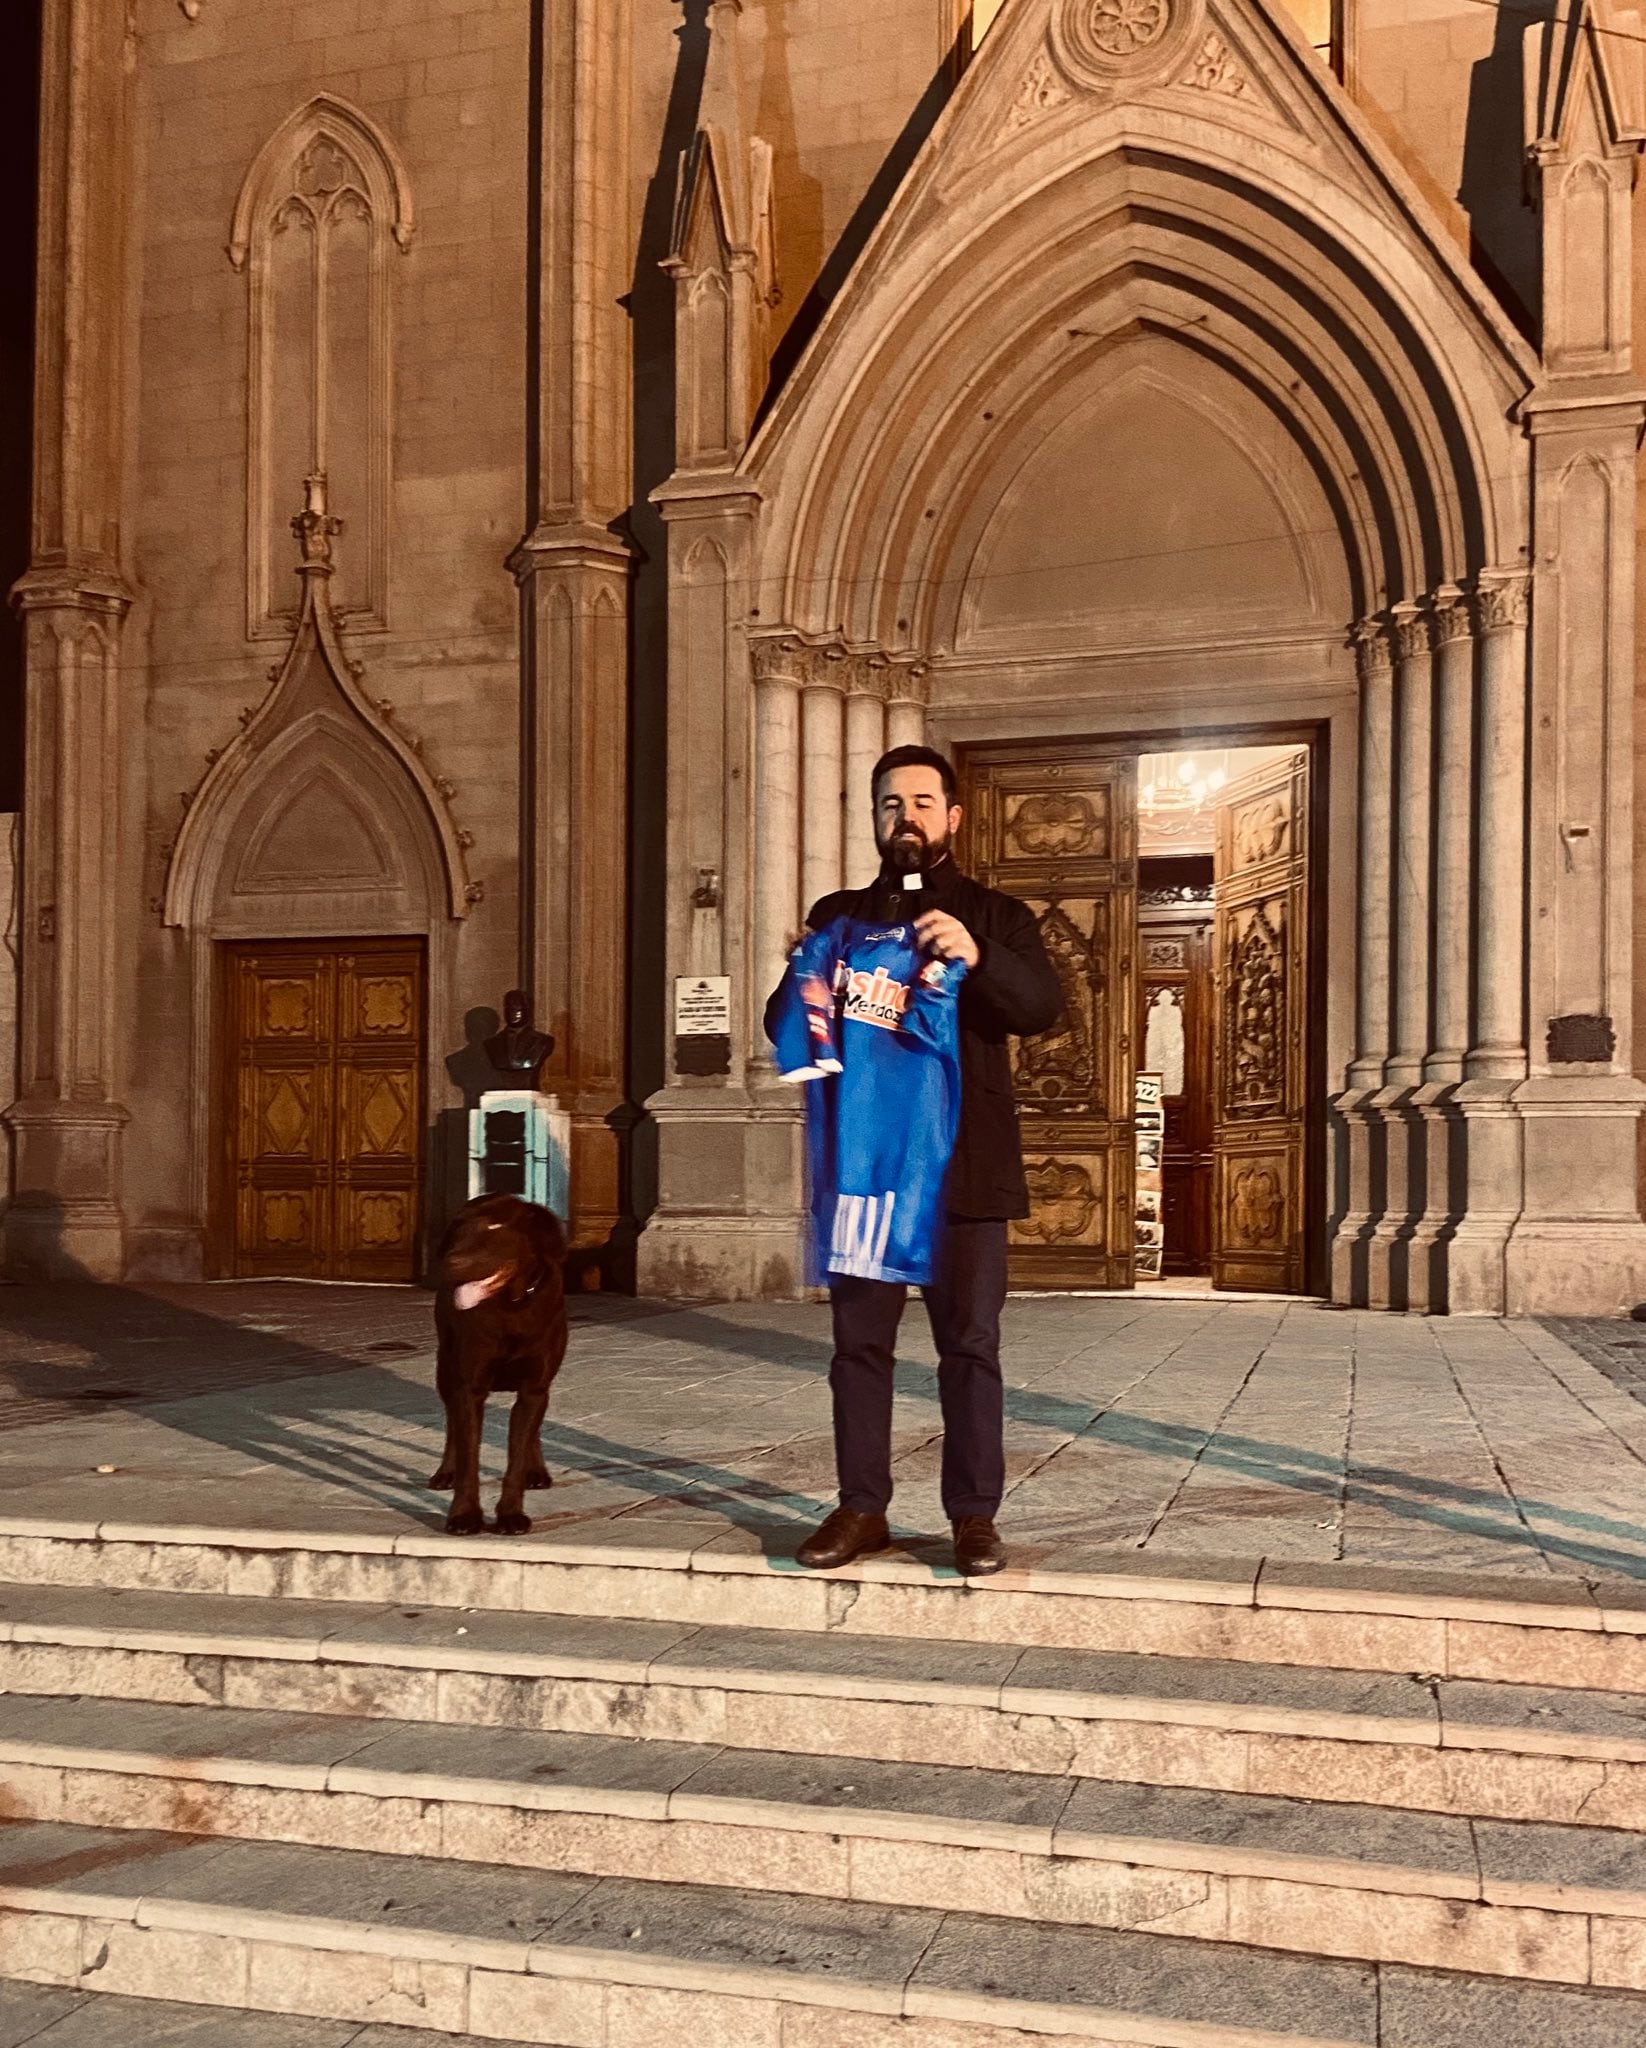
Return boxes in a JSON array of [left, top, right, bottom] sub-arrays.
[[1139, 753, 1228, 822]]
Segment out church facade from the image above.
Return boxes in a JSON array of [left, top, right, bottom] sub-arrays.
[[5, 0, 1646, 1314]]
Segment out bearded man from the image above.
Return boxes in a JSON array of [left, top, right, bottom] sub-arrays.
[[763, 745, 1063, 1576]]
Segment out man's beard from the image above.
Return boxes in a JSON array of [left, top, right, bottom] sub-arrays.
[[880, 823, 947, 875]]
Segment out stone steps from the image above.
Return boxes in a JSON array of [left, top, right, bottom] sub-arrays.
[[1, 1979, 549, 2047], [6, 1691, 1646, 1986], [5, 1513, 1646, 1690], [7, 1578, 1646, 1830], [10, 1517, 1646, 2041], [8, 1816, 1646, 2047]]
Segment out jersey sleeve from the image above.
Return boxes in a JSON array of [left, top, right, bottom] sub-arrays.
[[899, 951, 968, 1054], [771, 924, 845, 1080]]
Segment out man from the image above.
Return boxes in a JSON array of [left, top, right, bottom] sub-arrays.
[[764, 745, 1063, 1576]]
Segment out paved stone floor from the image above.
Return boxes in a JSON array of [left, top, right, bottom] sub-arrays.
[[4, 1280, 1646, 1583]]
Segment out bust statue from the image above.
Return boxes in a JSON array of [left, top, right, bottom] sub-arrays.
[[484, 989, 555, 1088]]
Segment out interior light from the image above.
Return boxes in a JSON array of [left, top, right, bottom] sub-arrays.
[[1178, 759, 1196, 784]]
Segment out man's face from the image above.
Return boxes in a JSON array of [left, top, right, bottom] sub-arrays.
[[874, 764, 961, 872]]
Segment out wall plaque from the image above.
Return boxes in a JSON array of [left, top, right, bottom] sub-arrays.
[[675, 976, 732, 1078], [1547, 1013, 1615, 1064]]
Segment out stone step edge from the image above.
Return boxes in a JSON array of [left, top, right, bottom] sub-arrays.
[[3, 1512, 1637, 1638], [0, 1880, 1363, 2048], [6, 1610, 1640, 1765], [9, 1725, 1646, 1929]]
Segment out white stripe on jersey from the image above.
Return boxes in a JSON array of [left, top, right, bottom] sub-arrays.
[[830, 1191, 898, 1278]]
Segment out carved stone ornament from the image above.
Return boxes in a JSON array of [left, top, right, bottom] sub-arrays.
[[1051, 0, 1201, 88], [1475, 573, 1531, 635], [1391, 601, 1434, 664], [1430, 583, 1472, 645], [1005, 49, 1075, 135], [1351, 616, 1395, 679], [749, 630, 927, 702], [1182, 29, 1250, 96]]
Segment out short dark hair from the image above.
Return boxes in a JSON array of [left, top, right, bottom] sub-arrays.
[[872, 744, 958, 805]]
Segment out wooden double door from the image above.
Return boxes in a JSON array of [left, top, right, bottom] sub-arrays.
[[219, 938, 426, 1281], [961, 739, 1311, 1294]]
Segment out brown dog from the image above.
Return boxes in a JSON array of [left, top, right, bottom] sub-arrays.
[[431, 1194, 568, 1535]]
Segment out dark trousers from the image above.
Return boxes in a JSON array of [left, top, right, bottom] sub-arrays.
[[828, 1216, 1008, 1522]]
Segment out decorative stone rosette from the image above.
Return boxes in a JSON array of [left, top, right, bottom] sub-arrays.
[[1050, 0, 1206, 91]]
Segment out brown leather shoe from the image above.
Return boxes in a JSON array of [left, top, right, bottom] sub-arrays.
[[953, 1516, 1006, 1576], [796, 1507, 890, 1570]]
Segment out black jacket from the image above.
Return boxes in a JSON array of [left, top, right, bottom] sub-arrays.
[[762, 855, 1064, 1220]]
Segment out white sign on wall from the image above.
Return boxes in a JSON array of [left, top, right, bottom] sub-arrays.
[[674, 976, 732, 1037]]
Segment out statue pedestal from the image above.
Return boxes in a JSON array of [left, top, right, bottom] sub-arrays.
[[468, 1090, 571, 1218]]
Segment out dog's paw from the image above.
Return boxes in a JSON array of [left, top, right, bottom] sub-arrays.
[[446, 1505, 485, 1536], [521, 1466, 553, 1491], [494, 1509, 532, 1536], [428, 1466, 456, 1490]]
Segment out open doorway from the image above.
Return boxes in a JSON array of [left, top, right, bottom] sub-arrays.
[[958, 732, 1318, 1296]]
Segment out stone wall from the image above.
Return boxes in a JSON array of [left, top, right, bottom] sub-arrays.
[[1350, 0, 1535, 326], [120, 0, 531, 1273]]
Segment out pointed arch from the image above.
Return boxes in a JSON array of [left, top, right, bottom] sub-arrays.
[[747, 0, 1533, 659], [165, 562, 471, 931], [231, 95, 413, 638], [174, 708, 448, 939]]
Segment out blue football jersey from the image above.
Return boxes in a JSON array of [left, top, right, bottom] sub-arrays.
[[772, 917, 967, 1286]]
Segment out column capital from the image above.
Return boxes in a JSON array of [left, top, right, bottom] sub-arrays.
[[1350, 615, 1394, 679], [844, 649, 892, 698], [885, 657, 933, 708], [1389, 598, 1434, 663], [750, 631, 809, 688], [1474, 570, 1531, 635], [1430, 583, 1473, 644]]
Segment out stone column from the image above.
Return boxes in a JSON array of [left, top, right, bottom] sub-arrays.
[[512, 0, 636, 1271], [886, 661, 930, 752], [1425, 587, 1476, 1083], [1468, 577, 1531, 1082], [1330, 617, 1393, 1305], [800, 652, 846, 912], [751, 636, 803, 1025], [3, 0, 136, 1279], [1448, 573, 1530, 1314], [844, 657, 887, 890], [1369, 600, 1435, 1307], [1407, 585, 1476, 1310]]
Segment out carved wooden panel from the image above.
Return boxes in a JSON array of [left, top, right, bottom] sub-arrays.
[[962, 741, 1137, 1289], [222, 938, 424, 1281], [1211, 751, 1308, 1293]]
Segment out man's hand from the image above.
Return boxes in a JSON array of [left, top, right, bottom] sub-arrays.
[[915, 909, 980, 971]]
